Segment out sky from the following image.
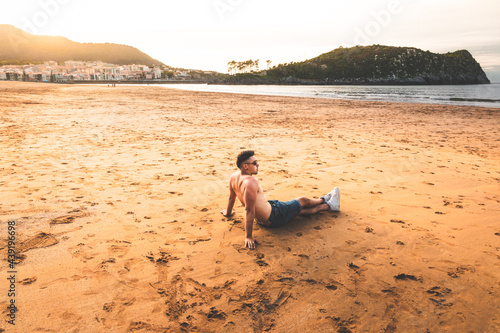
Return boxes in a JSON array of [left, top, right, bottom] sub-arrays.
[[1, 0, 500, 80]]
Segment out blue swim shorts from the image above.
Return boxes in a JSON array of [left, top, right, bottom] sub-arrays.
[[261, 199, 302, 228]]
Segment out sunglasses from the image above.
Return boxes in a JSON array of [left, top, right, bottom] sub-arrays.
[[243, 160, 258, 166]]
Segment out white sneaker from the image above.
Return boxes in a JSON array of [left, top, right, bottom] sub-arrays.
[[321, 188, 337, 203], [326, 187, 340, 212]]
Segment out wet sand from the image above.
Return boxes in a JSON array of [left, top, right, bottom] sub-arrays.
[[0, 81, 499, 332]]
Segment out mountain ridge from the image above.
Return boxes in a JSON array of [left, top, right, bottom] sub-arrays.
[[0, 24, 165, 67]]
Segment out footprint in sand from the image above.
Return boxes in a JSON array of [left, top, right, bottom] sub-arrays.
[[394, 273, 422, 282], [448, 265, 475, 278], [103, 302, 115, 312], [18, 232, 58, 253], [427, 286, 453, 307], [146, 249, 179, 265], [3, 232, 59, 264], [50, 215, 76, 224], [50, 209, 87, 225], [107, 241, 131, 258], [20, 277, 37, 285], [254, 252, 269, 266]]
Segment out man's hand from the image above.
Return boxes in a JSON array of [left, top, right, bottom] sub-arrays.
[[245, 237, 259, 249], [220, 209, 235, 218]]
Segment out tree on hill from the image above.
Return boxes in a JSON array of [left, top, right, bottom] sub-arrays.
[[227, 59, 260, 75]]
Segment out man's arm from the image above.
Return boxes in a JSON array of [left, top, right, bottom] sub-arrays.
[[243, 179, 259, 249], [221, 182, 236, 217]]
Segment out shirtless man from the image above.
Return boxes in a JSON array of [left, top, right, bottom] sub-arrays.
[[221, 150, 340, 249]]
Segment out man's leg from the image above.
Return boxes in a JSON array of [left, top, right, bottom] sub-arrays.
[[300, 203, 330, 215], [296, 197, 324, 208], [296, 197, 330, 215]]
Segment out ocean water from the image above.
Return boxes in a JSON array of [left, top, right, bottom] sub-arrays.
[[161, 83, 500, 109]]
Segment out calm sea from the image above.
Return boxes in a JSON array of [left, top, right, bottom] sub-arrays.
[[160, 83, 500, 109]]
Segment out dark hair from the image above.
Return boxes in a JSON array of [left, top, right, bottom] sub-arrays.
[[236, 150, 255, 169]]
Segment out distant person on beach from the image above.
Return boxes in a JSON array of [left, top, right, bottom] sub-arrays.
[[221, 150, 340, 249]]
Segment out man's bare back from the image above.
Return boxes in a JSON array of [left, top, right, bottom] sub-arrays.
[[220, 153, 271, 249], [229, 171, 272, 224]]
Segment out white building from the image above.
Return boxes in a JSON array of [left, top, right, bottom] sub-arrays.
[[152, 68, 162, 79], [65, 61, 86, 67]]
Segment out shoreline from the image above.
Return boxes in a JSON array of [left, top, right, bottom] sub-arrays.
[[166, 82, 500, 109], [2, 80, 499, 109], [64, 80, 206, 85], [0, 82, 499, 332]]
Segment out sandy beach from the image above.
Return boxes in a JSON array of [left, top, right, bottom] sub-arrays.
[[0, 81, 499, 332]]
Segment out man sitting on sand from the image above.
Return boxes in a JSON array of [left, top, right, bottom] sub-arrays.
[[221, 150, 340, 249]]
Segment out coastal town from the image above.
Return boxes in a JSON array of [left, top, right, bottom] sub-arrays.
[[0, 61, 198, 82]]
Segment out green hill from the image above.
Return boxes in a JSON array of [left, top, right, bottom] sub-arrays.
[[0, 24, 165, 67], [228, 45, 490, 85]]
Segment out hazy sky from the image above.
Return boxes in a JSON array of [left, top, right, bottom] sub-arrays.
[[2, 0, 500, 78]]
